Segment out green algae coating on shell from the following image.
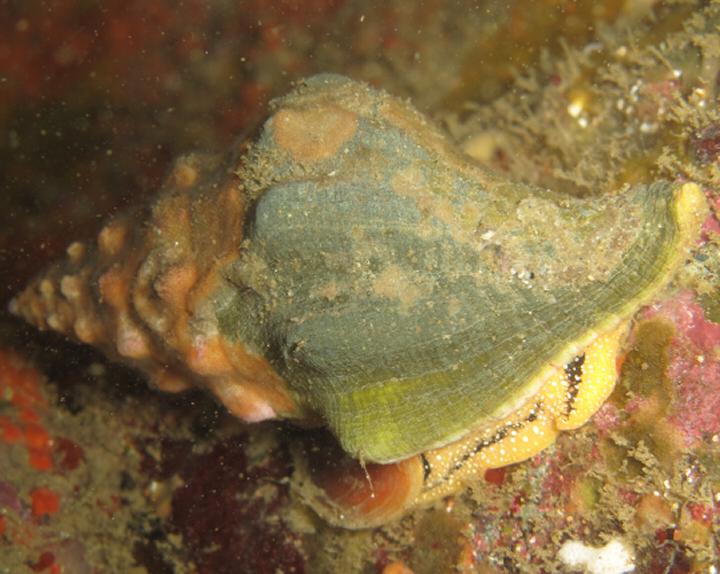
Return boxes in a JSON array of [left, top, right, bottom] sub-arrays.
[[213, 74, 702, 463]]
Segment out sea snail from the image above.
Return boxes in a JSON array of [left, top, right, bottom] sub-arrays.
[[11, 75, 708, 529]]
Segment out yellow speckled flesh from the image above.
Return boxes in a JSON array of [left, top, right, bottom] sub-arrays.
[[414, 322, 629, 505]]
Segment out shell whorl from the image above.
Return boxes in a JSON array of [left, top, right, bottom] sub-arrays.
[[11, 74, 708, 466]]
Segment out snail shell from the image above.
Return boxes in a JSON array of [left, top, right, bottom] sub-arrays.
[[11, 75, 708, 528]]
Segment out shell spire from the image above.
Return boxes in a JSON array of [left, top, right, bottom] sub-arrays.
[[10, 150, 299, 423], [11, 74, 708, 528]]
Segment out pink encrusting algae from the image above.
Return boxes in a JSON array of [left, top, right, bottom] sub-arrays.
[[642, 292, 720, 447]]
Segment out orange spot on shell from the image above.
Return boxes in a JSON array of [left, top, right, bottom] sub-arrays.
[[152, 369, 192, 393], [66, 241, 86, 262], [98, 267, 128, 309], [59, 274, 82, 301], [116, 316, 151, 359], [187, 336, 233, 376], [154, 263, 198, 310], [222, 185, 244, 213], [272, 105, 358, 163], [73, 315, 99, 344], [153, 199, 191, 238], [209, 378, 278, 422], [219, 340, 298, 417], [98, 221, 127, 256], [172, 159, 199, 188]]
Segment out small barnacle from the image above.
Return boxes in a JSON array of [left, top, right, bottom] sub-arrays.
[[11, 75, 708, 529]]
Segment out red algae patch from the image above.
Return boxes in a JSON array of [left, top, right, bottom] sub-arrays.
[[160, 434, 305, 574], [29, 550, 60, 573], [0, 350, 54, 472], [30, 487, 60, 517], [642, 292, 720, 447], [483, 467, 507, 487], [53, 437, 85, 472]]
